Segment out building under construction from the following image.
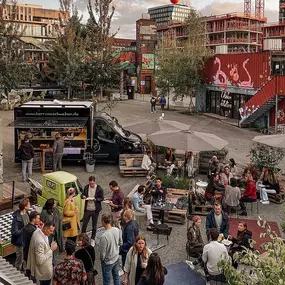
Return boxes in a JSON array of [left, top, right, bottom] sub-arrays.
[[157, 0, 268, 54]]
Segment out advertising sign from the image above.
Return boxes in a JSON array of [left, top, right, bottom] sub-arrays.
[[142, 54, 154, 70]]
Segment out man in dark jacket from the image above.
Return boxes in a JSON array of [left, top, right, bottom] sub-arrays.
[[22, 211, 40, 263], [206, 202, 229, 241], [81, 176, 104, 245], [19, 135, 34, 182], [151, 178, 167, 223], [11, 198, 30, 271], [120, 209, 139, 267]]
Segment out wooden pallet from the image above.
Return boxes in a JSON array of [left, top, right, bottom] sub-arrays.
[[152, 208, 186, 224], [192, 204, 213, 215], [267, 192, 285, 204], [119, 154, 147, 177]]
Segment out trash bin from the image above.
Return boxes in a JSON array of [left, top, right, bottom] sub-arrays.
[[127, 86, 134, 99], [86, 159, 95, 173]]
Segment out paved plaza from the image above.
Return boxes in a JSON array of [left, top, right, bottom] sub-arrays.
[[1, 97, 285, 283]]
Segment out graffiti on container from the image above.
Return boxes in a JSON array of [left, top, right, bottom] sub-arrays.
[[213, 57, 253, 90], [220, 91, 232, 109], [213, 57, 228, 90], [238, 59, 253, 88], [239, 104, 260, 121], [229, 64, 239, 81], [278, 110, 285, 122]]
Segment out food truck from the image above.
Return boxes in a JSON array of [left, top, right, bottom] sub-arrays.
[[9, 100, 142, 168]]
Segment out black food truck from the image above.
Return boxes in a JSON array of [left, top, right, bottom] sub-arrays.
[[10, 100, 142, 165]]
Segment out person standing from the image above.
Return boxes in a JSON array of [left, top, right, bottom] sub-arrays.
[[81, 176, 104, 246], [108, 181, 124, 228], [75, 233, 96, 285], [224, 178, 241, 213], [206, 202, 229, 240], [63, 188, 79, 243], [40, 198, 63, 253], [120, 209, 139, 267], [141, 151, 156, 178], [53, 132, 64, 171], [53, 240, 87, 285], [19, 135, 34, 182], [151, 178, 167, 224], [27, 221, 57, 285], [99, 213, 122, 285], [22, 211, 40, 268], [150, 95, 156, 113], [132, 185, 154, 230], [202, 228, 229, 284], [137, 253, 167, 285], [185, 152, 195, 178], [11, 198, 30, 271], [124, 235, 152, 285], [159, 95, 166, 111]]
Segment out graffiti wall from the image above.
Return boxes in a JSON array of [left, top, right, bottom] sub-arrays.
[[270, 98, 285, 126], [203, 51, 271, 91]]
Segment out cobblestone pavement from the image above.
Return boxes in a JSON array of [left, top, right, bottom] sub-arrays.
[[1, 98, 285, 284]]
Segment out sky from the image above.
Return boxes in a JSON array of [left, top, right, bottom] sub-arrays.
[[21, 0, 280, 38]]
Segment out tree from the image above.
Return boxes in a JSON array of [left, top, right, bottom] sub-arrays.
[[0, 0, 31, 100], [250, 143, 285, 172], [219, 216, 285, 285], [47, 0, 87, 99], [84, 0, 120, 95], [156, 9, 212, 111]]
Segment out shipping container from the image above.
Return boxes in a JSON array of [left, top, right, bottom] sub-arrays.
[[264, 39, 282, 51], [203, 51, 271, 90], [215, 45, 228, 54]]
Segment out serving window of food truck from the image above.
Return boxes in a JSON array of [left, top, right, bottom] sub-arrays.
[[10, 101, 95, 165]]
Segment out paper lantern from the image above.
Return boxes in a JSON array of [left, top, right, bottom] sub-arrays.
[[170, 0, 180, 4]]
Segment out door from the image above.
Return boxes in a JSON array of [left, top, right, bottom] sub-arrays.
[[145, 76, 152, 94], [93, 119, 119, 162]]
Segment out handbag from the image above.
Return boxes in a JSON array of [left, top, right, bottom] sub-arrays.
[[84, 248, 98, 277], [62, 221, 71, 231]]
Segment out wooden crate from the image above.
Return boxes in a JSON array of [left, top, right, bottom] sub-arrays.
[[152, 208, 186, 224], [192, 204, 213, 215], [151, 188, 188, 224], [119, 154, 147, 177], [267, 192, 285, 204]]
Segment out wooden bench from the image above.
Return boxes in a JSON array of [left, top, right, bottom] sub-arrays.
[[151, 188, 188, 224], [192, 204, 213, 215], [119, 154, 148, 177]]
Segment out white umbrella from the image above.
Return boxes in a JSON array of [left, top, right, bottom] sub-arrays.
[[253, 134, 285, 149], [148, 129, 228, 152], [124, 119, 190, 136]]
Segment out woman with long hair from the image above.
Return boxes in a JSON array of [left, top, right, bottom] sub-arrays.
[[229, 158, 238, 176], [75, 233, 96, 285], [124, 235, 152, 285], [137, 252, 167, 285], [63, 188, 79, 242], [121, 197, 134, 229], [40, 198, 63, 252], [228, 221, 253, 268]]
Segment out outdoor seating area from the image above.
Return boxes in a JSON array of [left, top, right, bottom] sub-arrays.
[[119, 153, 148, 177]]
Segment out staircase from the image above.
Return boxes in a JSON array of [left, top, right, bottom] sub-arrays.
[[240, 76, 284, 127]]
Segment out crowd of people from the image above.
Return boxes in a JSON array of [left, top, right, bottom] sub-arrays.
[[204, 156, 281, 215], [10, 176, 169, 285]]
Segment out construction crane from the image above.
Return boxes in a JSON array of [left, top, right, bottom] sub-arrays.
[[255, 0, 265, 19], [244, 0, 251, 17]]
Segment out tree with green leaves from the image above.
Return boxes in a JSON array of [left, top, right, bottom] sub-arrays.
[[250, 143, 285, 172], [47, 0, 87, 99], [84, 0, 120, 95], [0, 0, 31, 101], [156, 9, 212, 111]]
